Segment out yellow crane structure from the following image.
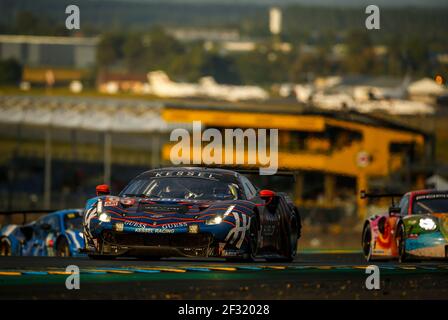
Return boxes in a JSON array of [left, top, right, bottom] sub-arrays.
[[162, 104, 431, 219]]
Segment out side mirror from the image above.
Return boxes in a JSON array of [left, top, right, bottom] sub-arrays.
[[259, 189, 276, 200], [388, 206, 401, 216], [41, 223, 52, 231], [96, 184, 110, 196]]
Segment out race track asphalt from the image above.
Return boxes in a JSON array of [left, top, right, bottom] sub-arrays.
[[0, 253, 447, 299]]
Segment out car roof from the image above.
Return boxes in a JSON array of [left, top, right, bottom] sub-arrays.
[[407, 189, 448, 198]]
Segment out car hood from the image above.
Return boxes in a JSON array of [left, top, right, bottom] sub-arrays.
[[98, 196, 239, 220]]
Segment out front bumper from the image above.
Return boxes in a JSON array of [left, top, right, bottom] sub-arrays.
[[86, 230, 248, 258], [99, 231, 215, 257], [85, 216, 245, 258], [405, 232, 448, 259]]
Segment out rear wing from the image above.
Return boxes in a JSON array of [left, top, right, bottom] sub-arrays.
[[360, 190, 403, 206], [235, 169, 297, 181]]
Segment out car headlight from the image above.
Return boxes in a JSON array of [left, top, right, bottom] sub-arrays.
[[99, 212, 111, 223], [96, 199, 110, 222], [206, 215, 223, 225], [419, 218, 437, 231]]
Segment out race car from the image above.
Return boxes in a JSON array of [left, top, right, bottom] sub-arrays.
[[361, 189, 448, 262], [0, 209, 84, 257], [82, 167, 301, 261]]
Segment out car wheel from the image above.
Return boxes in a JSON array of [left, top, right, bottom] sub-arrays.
[[362, 223, 373, 262], [56, 237, 71, 257], [397, 223, 408, 263], [0, 238, 11, 256], [266, 214, 298, 263], [247, 213, 260, 261], [288, 214, 299, 259]]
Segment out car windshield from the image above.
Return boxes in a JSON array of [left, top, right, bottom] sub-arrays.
[[120, 176, 242, 200], [413, 194, 448, 214], [64, 213, 83, 230]]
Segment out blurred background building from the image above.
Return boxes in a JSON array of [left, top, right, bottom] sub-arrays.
[[0, 35, 97, 68]]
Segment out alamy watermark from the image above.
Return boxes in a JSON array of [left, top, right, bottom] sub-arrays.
[[365, 5, 380, 30], [170, 121, 278, 175], [65, 5, 80, 30], [365, 265, 380, 290], [65, 265, 80, 290]]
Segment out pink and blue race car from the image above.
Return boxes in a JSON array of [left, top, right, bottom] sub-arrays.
[[361, 189, 448, 262]]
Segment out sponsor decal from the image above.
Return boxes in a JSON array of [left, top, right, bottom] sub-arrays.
[[225, 213, 251, 249], [120, 198, 136, 206], [104, 198, 119, 207], [125, 221, 146, 228], [162, 222, 188, 229], [135, 228, 175, 234], [222, 249, 244, 257], [262, 225, 275, 236], [415, 193, 448, 201], [142, 204, 188, 214], [154, 170, 218, 180], [129, 222, 187, 232]]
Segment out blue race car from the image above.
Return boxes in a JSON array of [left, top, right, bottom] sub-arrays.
[[0, 209, 85, 257], [83, 167, 301, 261]]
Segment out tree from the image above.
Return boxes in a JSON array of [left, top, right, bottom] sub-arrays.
[[14, 11, 68, 36], [343, 30, 377, 74], [123, 33, 146, 71], [200, 54, 240, 84], [97, 33, 126, 68], [144, 27, 185, 72]]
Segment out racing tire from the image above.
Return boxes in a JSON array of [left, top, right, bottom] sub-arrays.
[[362, 223, 373, 262], [396, 223, 408, 263], [0, 238, 12, 256], [266, 214, 299, 263], [56, 237, 71, 257]]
